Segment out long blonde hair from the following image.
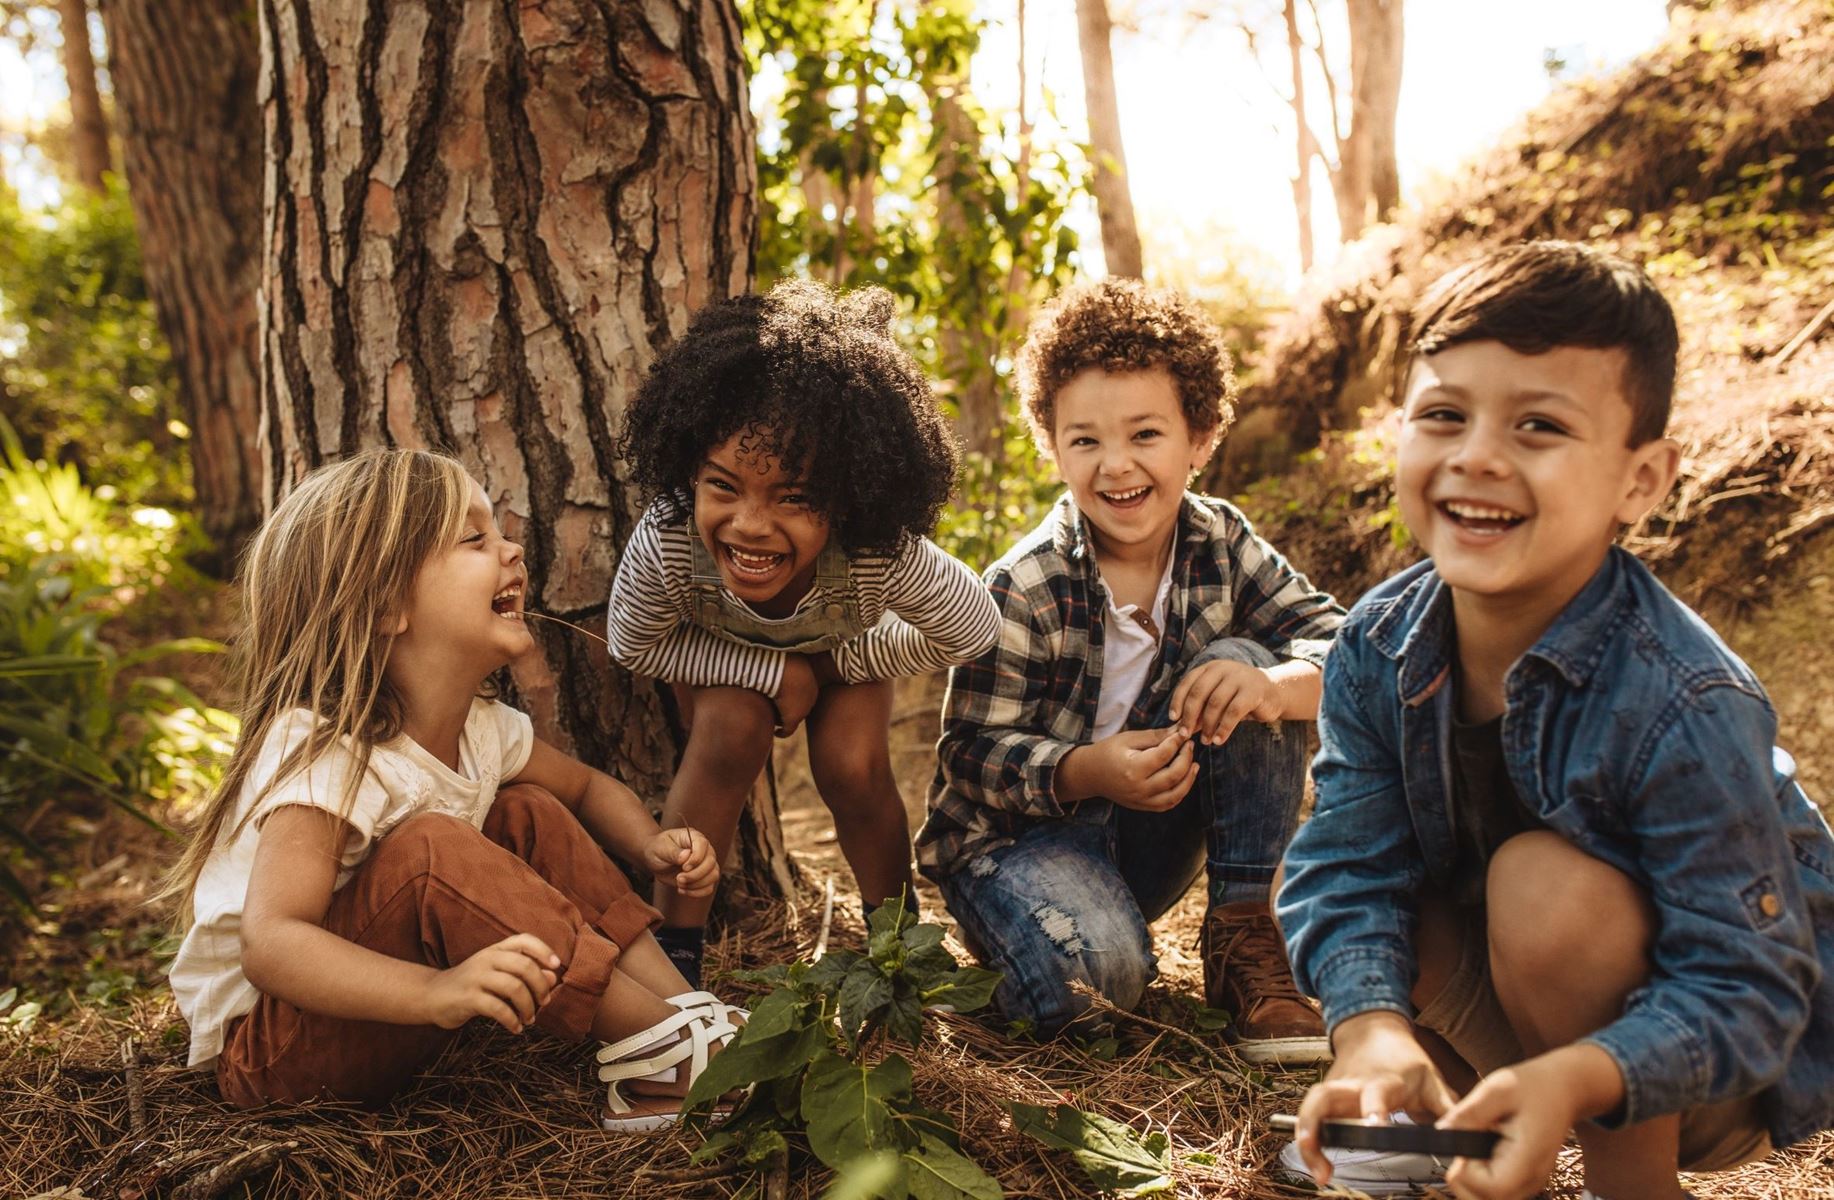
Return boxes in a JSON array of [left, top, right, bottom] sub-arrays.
[[155, 449, 474, 924]]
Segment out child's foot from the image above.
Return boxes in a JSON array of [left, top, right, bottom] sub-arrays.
[[596, 1004, 746, 1132], [1200, 900, 1330, 1064]]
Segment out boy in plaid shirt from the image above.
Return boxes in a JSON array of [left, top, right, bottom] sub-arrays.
[[916, 280, 1346, 1060]]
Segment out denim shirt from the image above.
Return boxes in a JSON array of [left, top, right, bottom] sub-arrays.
[[1278, 548, 1834, 1148]]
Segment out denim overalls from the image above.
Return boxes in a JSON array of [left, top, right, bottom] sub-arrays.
[[685, 517, 867, 651]]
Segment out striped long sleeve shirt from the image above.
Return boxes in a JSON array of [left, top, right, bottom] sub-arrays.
[[915, 491, 1347, 877], [606, 497, 1001, 695]]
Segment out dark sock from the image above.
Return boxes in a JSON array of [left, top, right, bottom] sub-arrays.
[[861, 898, 878, 923], [654, 924, 705, 990]]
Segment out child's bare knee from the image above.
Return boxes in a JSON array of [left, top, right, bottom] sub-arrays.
[[686, 689, 776, 761], [1487, 832, 1651, 984], [811, 744, 896, 812]]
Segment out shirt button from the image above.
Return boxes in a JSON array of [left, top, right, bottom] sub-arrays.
[[824, 602, 845, 620], [1760, 893, 1783, 919]]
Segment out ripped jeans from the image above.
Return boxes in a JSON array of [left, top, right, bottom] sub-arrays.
[[935, 638, 1309, 1037]]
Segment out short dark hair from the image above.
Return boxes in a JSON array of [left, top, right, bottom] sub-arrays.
[[1409, 240, 1678, 445], [617, 280, 957, 555], [1017, 278, 1236, 443]]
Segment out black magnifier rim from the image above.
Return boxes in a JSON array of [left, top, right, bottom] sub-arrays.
[[1270, 1114, 1500, 1160]]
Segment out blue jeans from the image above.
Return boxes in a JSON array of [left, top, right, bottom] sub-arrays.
[[936, 638, 1309, 1036]]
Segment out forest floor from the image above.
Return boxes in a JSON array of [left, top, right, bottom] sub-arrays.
[[3, 669, 1834, 1198]]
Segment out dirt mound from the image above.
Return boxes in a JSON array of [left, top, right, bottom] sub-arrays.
[[1208, 0, 1834, 796]]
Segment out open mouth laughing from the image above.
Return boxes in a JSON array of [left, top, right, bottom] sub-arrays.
[[490, 581, 525, 620], [1438, 499, 1528, 537], [722, 542, 788, 581], [1098, 484, 1152, 512]]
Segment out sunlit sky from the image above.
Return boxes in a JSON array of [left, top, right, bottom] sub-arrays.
[[1, 1, 1672, 288]]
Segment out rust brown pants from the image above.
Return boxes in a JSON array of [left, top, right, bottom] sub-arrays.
[[216, 784, 661, 1108]]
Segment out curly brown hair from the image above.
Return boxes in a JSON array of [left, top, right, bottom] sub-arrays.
[[1016, 278, 1237, 444]]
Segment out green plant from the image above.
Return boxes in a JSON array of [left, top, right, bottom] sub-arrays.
[[0, 177, 190, 508], [0, 419, 232, 908], [933, 415, 1063, 571], [681, 895, 1005, 1197]]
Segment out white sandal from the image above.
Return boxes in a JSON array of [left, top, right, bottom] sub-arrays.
[[594, 1006, 742, 1132], [665, 989, 749, 1027]]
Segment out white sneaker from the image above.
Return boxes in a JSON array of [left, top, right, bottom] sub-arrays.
[[1274, 1114, 1450, 1196]]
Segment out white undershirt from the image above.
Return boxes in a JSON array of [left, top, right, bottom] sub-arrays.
[[1091, 554, 1175, 740]]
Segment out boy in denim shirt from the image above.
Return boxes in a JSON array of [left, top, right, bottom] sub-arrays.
[[1279, 241, 1834, 1198], [916, 280, 1346, 1060]]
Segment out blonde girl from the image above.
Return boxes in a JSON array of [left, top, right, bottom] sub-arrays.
[[162, 449, 742, 1130]]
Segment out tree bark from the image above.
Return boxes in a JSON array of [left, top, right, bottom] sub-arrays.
[[56, 0, 112, 190], [257, 0, 792, 898], [1074, 0, 1142, 278], [1346, 0, 1403, 226], [99, 0, 265, 556]]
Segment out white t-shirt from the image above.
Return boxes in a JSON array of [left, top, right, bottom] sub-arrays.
[[169, 698, 535, 1067], [1091, 555, 1176, 741]]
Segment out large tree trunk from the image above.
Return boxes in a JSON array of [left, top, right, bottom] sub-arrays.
[[56, 0, 112, 190], [257, 0, 792, 900], [99, 0, 265, 556], [1074, 0, 1142, 278]]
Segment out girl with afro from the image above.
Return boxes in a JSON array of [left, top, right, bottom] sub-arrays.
[[608, 280, 999, 985]]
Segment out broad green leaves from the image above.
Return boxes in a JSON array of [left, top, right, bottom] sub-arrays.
[[1008, 1103, 1172, 1197], [689, 897, 1005, 1200], [802, 1053, 910, 1165]]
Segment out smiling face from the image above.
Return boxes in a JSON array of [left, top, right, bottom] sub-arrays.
[[693, 428, 830, 614], [1397, 340, 1679, 614], [393, 479, 534, 674], [1048, 368, 1217, 561]]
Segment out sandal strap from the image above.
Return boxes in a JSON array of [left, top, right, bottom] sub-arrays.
[[599, 1010, 739, 1114], [594, 1007, 702, 1065]]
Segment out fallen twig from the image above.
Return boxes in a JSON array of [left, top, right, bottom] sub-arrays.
[[1773, 295, 1834, 369], [172, 1140, 299, 1200], [1068, 982, 1251, 1086], [811, 875, 836, 962], [121, 1038, 146, 1136]]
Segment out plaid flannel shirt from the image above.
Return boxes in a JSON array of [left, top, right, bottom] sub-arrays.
[[915, 490, 1347, 878]]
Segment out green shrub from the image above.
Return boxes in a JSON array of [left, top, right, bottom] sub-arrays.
[[934, 415, 1062, 572], [0, 419, 232, 908], [0, 177, 189, 508]]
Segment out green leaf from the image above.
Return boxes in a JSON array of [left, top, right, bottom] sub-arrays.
[[922, 966, 1000, 1015], [820, 1151, 905, 1200], [807, 947, 864, 993], [902, 1133, 1003, 1200], [684, 999, 827, 1108], [882, 984, 925, 1047], [800, 1051, 912, 1170], [1190, 1006, 1232, 1034], [1007, 1103, 1172, 1196], [838, 960, 893, 1044]]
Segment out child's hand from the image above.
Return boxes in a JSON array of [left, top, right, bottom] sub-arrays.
[[1067, 727, 1198, 812], [424, 933, 560, 1034], [646, 826, 719, 898], [774, 654, 820, 736], [1293, 1012, 1458, 1185], [1439, 1053, 1595, 1200], [1169, 659, 1283, 745]]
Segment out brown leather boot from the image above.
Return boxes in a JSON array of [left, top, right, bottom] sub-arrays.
[[1200, 900, 1330, 1065]]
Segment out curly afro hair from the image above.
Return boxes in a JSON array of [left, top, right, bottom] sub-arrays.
[[1016, 278, 1236, 445], [618, 279, 958, 555]]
